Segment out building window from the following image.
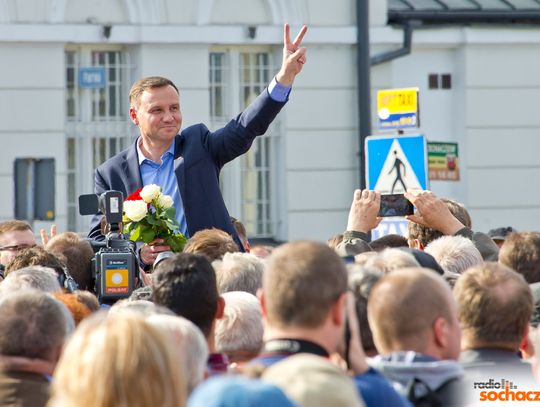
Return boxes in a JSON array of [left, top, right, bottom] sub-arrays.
[[428, 73, 452, 90], [209, 49, 280, 238], [65, 48, 134, 233]]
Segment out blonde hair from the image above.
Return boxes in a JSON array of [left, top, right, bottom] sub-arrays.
[[48, 313, 186, 407]]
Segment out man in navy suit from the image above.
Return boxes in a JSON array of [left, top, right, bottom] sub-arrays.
[[89, 24, 307, 267]]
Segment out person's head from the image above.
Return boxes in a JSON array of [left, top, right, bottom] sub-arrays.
[[454, 262, 532, 351], [46, 232, 94, 291], [262, 241, 348, 353], [128, 76, 181, 146], [250, 245, 274, 259], [147, 314, 208, 394], [230, 217, 250, 252], [74, 290, 100, 312], [425, 235, 483, 286], [5, 246, 65, 280], [488, 226, 516, 248], [499, 232, 540, 284], [408, 198, 471, 249], [262, 354, 364, 407], [153, 253, 224, 340], [184, 228, 239, 262], [215, 291, 263, 363], [369, 234, 409, 252], [0, 291, 70, 367], [348, 264, 383, 356], [213, 252, 264, 295], [360, 248, 420, 274], [129, 285, 153, 302], [108, 299, 174, 318], [49, 313, 187, 407], [54, 293, 92, 326], [0, 220, 36, 267], [0, 266, 61, 295], [327, 234, 344, 250], [188, 376, 296, 407], [368, 267, 461, 360]]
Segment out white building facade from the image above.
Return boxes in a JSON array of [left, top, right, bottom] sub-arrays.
[[0, 0, 538, 241]]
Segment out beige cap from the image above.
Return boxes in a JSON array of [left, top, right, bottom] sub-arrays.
[[262, 354, 365, 407]]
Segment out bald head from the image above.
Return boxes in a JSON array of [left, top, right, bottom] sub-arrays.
[[368, 267, 460, 359]]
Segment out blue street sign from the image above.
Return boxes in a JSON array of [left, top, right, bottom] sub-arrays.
[[365, 134, 428, 194], [79, 67, 106, 88]]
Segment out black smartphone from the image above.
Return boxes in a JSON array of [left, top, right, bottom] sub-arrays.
[[378, 194, 414, 217]]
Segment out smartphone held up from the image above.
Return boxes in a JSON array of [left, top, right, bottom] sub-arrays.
[[378, 193, 414, 217]]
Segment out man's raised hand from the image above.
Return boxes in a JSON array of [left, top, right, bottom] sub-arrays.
[[346, 189, 382, 233], [276, 23, 308, 86]]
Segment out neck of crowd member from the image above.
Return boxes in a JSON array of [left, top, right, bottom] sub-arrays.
[[139, 136, 174, 164], [0, 355, 56, 377], [461, 337, 521, 353], [263, 324, 337, 356]]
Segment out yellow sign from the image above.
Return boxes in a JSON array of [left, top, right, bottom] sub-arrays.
[[105, 268, 129, 294], [377, 88, 419, 130]]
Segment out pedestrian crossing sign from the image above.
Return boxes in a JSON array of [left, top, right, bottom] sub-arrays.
[[365, 134, 428, 193]]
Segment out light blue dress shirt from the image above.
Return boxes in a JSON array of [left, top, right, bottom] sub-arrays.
[[137, 140, 189, 236], [135, 79, 291, 238]]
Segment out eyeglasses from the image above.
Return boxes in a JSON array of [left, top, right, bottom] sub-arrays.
[[0, 244, 36, 252]]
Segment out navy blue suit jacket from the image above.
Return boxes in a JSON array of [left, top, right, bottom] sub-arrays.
[[88, 90, 286, 243]]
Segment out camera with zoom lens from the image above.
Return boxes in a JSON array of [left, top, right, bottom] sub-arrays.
[[79, 191, 138, 303]]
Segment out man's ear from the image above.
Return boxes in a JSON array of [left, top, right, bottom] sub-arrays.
[[433, 317, 449, 348], [215, 296, 225, 320], [331, 293, 347, 327], [129, 107, 139, 125], [519, 324, 531, 354], [257, 289, 267, 317]]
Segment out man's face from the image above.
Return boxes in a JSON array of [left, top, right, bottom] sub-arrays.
[[0, 229, 36, 266], [129, 85, 182, 145]]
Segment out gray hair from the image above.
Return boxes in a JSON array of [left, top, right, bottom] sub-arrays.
[[146, 314, 208, 394], [358, 248, 420, 273], [215, 291, 263, 358], [425, 235, 483, 279], [108, 300, 175, 318], [213, 252, 264, 295], [0, 266, 61, 295], [0, 291, 71, 359]]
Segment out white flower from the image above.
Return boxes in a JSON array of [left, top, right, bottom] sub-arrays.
[[123, 200, 147, 222], [157, 194, 174, 209], [140, 184, 161, 203]]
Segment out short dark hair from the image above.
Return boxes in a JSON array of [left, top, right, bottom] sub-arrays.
[[0, 220, 32, 235], [499, 232, 540, 284], [152, 253, 218, 337], [5, 246, 65, 278], [129, 76, 178, 108], [369, 234, 408, 252], [0, 291, 68, 359], [264, 241, 348, 329], [46, 232, 94, 291], [183, 228, 239, 261]]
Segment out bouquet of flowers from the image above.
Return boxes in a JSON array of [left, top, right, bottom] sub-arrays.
[[122, 184, 187, 252]]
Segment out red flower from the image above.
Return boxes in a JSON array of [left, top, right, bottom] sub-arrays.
[[126, 188, 143, 201]]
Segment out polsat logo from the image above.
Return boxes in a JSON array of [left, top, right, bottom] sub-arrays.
[[475, 378, 540, 402]]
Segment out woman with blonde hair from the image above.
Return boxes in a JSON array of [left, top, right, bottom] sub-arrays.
[[47, 312, 186, 407]]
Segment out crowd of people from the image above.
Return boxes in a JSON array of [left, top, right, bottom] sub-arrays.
[[0, 188, 539, 406], [2, 21, 538, 407]]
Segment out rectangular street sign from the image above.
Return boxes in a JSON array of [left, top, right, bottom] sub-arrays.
[[377, 87, 419, 130], [428, 142, 460, 181]]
